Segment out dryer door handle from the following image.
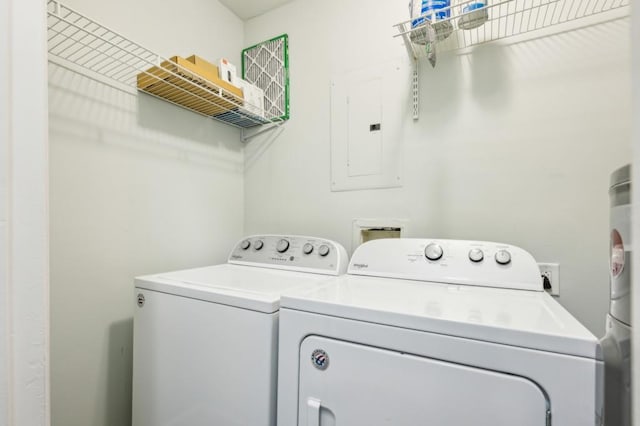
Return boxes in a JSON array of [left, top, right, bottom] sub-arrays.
[[307, 397, 321, 426]]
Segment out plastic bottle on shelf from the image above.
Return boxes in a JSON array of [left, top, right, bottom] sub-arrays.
[[409, 0, 453, 43], [458, 1, 489, 30]]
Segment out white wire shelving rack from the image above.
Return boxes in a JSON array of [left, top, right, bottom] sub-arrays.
[[396, 0, 629, 58], [395, 0, 630, 118], [47, 0, 283, 142]]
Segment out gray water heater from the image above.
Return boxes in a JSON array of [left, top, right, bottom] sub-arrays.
[[601, 164, 632, 426]]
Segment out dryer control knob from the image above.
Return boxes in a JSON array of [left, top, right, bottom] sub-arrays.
[[254, 240, 264, 250], [276, 239, 290, 253], [424, 243, 444, 261], [303, 243, 314, 255], [318, 245, 330, 257], [469, 248, 484, 263], [495, 249, 512, 265], [240, 240, 251, 250]]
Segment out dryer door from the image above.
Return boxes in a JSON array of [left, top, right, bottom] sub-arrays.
[[298, 336, 550, 426]]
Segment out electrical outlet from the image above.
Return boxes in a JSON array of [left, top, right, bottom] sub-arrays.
[[538, 263, 560, 296]]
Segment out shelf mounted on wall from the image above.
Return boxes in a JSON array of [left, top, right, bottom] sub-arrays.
[[46, 0, 287, 142], [395, 0, 630, 120]]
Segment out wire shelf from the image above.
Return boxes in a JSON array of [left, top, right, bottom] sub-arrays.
[[47, 0, 280, 130], [395, 0, 630, 58]]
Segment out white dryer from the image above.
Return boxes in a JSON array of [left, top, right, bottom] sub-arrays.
[[132, 235, 348, 426], [277, 238, 602, 426]]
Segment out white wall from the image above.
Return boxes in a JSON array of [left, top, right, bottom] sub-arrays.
[[244, 0, 631, 336], [1, 0, 50, 425], [632, 1, 639, 425], [48, 1, 245, 425], [0, 0, 9, 421]]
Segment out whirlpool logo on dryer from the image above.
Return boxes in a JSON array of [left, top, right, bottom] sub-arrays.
[[352, 263, 369, 269]]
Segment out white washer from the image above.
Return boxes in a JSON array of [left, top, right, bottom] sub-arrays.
[[131, 235, 348, 426], [277, 238, 603, 426]]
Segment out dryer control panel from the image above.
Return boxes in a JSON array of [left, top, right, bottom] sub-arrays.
[[228, 235, 349, 276], [348, 238, 542, 291]]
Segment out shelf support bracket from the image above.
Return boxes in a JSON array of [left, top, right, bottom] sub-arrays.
[[240, 120, 285, 143], [412, 60, 419, 120]]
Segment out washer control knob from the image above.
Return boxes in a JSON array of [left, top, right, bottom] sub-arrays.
[[495, 249, 512, 265], [318, 245, 330, 257], [240, 240, 251, 250], [424, 243, 444, 261], [469, 248, 484, 263], [276, 239, 290, 253], [254, 240, 264, 250], [303, 243, 314, 255]]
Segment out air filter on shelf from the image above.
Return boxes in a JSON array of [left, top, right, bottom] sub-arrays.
[[242, 34, 290, 122]]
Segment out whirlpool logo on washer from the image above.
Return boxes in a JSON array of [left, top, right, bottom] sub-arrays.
[[311, 349, 329, 370], [352, 263, 369, 269]]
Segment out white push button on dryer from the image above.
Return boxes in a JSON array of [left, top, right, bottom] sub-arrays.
[[240, 240, 251, 250], [277, 239, 290, 253], [424, 243, 444, 261], [495, 249, 512, 265], [469, 248, 484, 263], [254, 240, 264, 250]]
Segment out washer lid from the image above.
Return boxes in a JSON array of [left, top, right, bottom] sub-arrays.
[[280, 275, 601, 359], [135, 264, 336, 313]]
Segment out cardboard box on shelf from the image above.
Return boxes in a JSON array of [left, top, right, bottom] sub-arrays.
[[136, 55, 243, 117], [185, 55, 220, 84]]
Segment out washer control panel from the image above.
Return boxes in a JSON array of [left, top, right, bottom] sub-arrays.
[[228, 235, 348, 275], [348, 238, 542, 291]]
